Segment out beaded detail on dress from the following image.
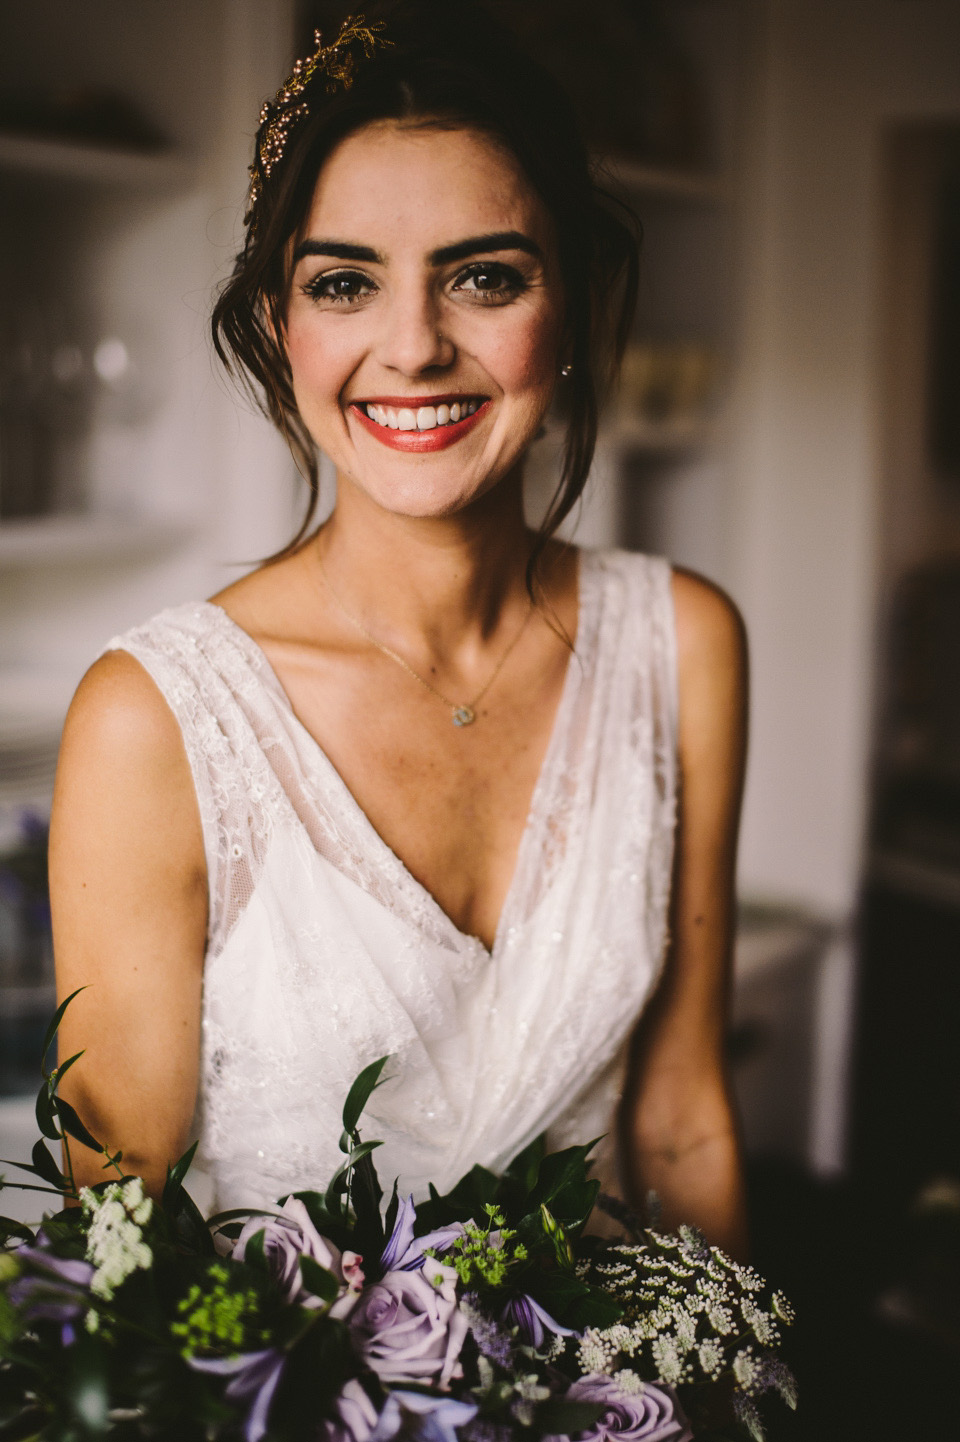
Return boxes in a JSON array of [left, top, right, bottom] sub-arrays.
[[105, 549, 677, 1211]]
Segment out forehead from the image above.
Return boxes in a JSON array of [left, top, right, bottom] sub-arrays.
[[303, 120, 553, 250]]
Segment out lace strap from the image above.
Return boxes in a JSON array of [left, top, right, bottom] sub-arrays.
[[101, 604, 274, 948]]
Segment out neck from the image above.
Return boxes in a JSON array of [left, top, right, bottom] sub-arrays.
[[316, 471, 537, 658]]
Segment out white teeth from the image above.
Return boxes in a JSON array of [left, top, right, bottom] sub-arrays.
[[361, 399, 480, 431]]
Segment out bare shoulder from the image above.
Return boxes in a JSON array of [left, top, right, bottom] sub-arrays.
[[669, 568, 748, 773], [670, 567, 747, 679], [53, 649, 203, 879], [58, 648, 186, 781]]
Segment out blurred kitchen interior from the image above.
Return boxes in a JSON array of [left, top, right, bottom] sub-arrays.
[[1, 1, 960, 1435]]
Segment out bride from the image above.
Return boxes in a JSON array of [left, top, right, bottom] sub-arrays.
[[48, 2, 748, 1258]]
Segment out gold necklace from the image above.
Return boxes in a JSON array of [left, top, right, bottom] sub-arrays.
[[317, 555, 534, 727]]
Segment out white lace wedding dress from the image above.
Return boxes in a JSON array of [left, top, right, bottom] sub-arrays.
[[105, 548, 677, 1214]]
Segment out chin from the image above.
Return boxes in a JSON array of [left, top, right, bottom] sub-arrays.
[[339, 454, 521, 521]]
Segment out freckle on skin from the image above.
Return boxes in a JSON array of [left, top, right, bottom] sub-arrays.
[[694, 914, 705, 925]]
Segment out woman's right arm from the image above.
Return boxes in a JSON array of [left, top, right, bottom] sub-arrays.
[[48, 650, 208, 1197]]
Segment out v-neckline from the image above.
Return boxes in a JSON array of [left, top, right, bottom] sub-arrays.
[[203, 550, 591, 960]]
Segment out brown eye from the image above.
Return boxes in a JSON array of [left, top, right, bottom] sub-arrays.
[[453, 263, 526, 303], [302, 269, 375, 303]]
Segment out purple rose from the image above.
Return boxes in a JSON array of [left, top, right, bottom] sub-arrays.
[[369, 1390, 478, 1442], [233, 1199, 363, 1316], [317, 1378, 381, 1442], [380, 1195, 466, 1272], [350, 1257, 467, 1388], [548, 1375, 692, 1442]]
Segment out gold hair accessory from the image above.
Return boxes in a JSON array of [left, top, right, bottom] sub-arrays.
[[246, 14, 392, 226]]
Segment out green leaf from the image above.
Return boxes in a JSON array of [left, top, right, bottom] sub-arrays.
[[30, 1140, 69, 1191], [503, 1132, 547, 1194], [206, 1206, 276, 1227], [34, 1081, 60, 1143], [161, 1140, 198, 1210], [345, 1140, 382, 1169], [0, 1216, 34, 1245], [49, 1050, 86, 1092], [242, 1227, 267, 1270], [416, 1163, 500, 1229], [67, 1335, 109, 1435], [55, 1099, 102, 1154], [349, 1146, 385, 1257], [299, 1255, 339, 1303], [341, 1056, 389, 1137], [324, 1140, 383, 1203], [536, 1400, 605, 1433], [532, 1140, 601, 1207], [40, 988, 86, 1077]]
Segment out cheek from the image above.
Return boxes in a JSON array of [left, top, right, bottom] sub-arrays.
[[285, 319, 357, 409], [483, 309, 562, 397]]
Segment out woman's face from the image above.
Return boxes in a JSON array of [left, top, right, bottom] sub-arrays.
[[283, 120, 566, 520]]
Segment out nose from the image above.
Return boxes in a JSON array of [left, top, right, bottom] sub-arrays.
[[374, 278, 455, 375]]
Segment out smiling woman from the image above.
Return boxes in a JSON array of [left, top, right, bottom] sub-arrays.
[[48, 0, 749, 1267]]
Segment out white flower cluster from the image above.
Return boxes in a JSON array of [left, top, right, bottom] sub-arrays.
[[572, 1233, 788, 1400], [80, 1178, 154, 1300]]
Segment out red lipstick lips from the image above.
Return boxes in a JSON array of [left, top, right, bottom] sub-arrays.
[[349, 397, 490, 452]]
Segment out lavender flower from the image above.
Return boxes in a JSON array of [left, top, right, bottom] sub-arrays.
[[380, 1194, 466, 1272], [460, 1292, 515, 1368], [350, 1258, 468, 1388], [7, 1237, 94, 1345], [190, 1347, 285, 1442], [547, 1375, 692, 1442], [234, 1199, 363, 1316], [369, 1390, 478, 1442], [316, 1377, 381, 1442], [501, 1293, 575, 1350]]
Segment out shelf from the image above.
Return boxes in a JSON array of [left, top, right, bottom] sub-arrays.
[[599, 155, 728, 205], [0, 131, 193, 189], [0, 513, 195, 568]]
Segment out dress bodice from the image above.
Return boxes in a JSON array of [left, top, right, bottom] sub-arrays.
[[105, 549, 677, 1213]]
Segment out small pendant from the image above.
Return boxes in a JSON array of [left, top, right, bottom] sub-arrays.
[[452, 705, 476, 727]]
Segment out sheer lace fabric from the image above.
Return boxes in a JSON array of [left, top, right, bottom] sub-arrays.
[[106, 549, 677, 1212]]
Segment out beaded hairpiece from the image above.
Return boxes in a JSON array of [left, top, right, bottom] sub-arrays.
[[245, 14, 392, 227]]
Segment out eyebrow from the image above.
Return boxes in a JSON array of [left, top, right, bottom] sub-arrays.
[[292, 240, 382, 264], [291, 230, 543, 267], [429, 231, 543, 265]]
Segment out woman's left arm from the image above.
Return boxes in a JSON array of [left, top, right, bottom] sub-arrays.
[[619, 568, 750, 1258]]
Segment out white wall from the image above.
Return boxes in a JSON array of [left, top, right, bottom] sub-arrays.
[[0, 0, 298, 712], [728, 0, 960, 918]]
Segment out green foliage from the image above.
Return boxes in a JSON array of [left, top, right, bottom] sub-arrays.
[[446, 1207, 526, 1288], [170, 1262, 265, 1359]]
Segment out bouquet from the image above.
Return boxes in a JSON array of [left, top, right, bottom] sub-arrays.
[[0, 993, 796, 1441]]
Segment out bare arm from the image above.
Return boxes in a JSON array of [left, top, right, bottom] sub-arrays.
[[48, 650, 208, 1196], [619, 568, 749, 1258]]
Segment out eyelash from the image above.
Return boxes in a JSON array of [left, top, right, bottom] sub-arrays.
[[301, 269, 372, 304], [452, 262, 527, 304], [300, 261, 528, 306]]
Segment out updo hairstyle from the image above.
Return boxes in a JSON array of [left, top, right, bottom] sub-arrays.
[[212, 0, 640, 587]]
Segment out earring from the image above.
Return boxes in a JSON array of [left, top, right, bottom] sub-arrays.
[[560, 363, 573, 378]]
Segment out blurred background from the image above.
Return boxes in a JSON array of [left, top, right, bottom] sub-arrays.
[[1, 1, 959, 1435]]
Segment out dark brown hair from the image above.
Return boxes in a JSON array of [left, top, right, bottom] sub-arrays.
[[211, 0, 640, 589]]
